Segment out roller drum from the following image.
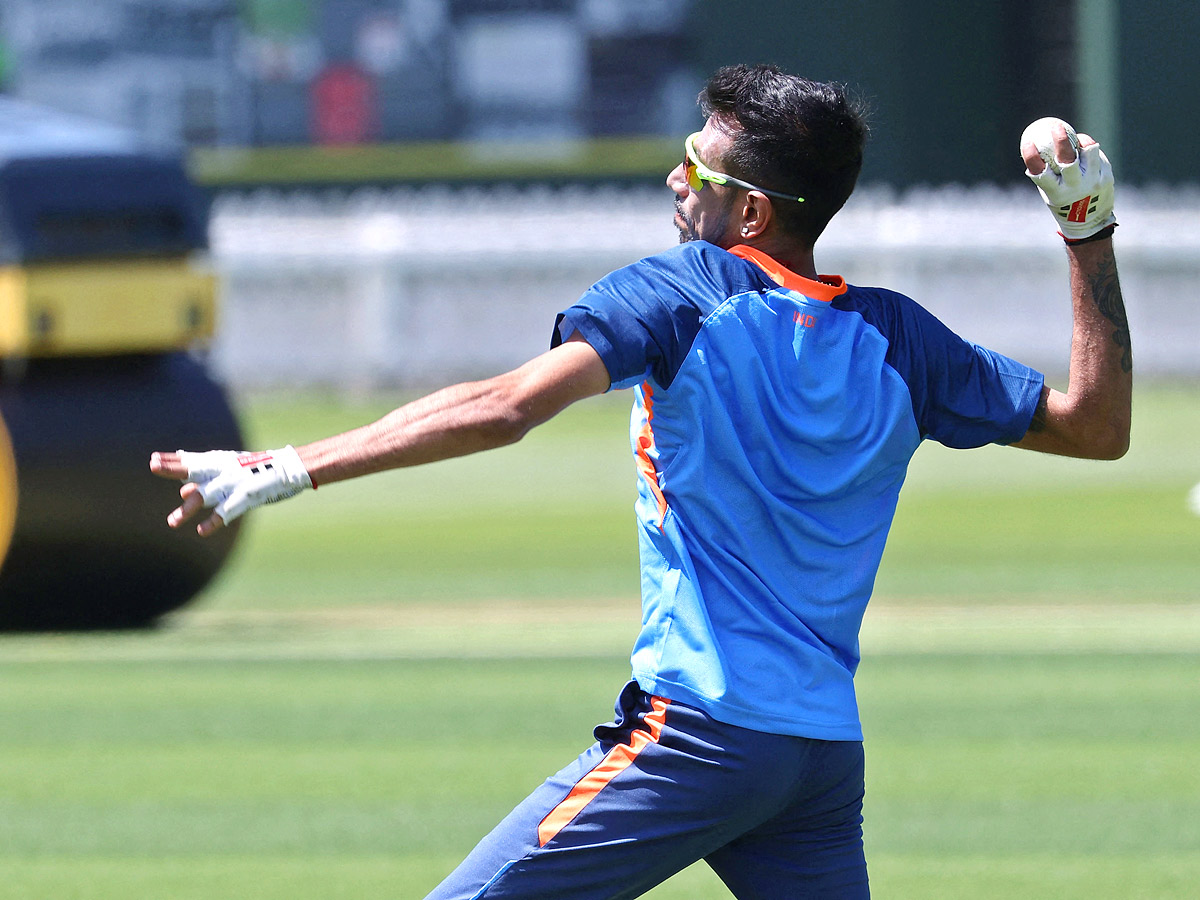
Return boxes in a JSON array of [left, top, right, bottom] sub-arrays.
[[0, 352, 243, 630]]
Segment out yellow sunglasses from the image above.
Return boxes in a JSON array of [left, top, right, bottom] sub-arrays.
[[684, 132, 805, 203]]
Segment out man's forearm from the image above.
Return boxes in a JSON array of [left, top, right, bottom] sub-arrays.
[[1065, 236, 1132, 452], [297, 337, 612, 487], [1069, 236, 1132, 377], [296, 377, 531, 487], [1021, 236, 1132, 458]]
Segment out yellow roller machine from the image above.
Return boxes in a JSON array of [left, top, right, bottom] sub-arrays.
[[0, 99, 242, 629]]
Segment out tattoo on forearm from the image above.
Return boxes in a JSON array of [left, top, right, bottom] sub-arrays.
[[1027, 386, 1049, 433], [1088, 251, 1132, 373]]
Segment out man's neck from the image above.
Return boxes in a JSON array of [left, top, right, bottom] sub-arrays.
[[727, 238, 818, 281]]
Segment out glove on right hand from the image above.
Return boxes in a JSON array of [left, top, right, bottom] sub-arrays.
[[175, 445, 313, 526], [1024, 125, 1116, 242]]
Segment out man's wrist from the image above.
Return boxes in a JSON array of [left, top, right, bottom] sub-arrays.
[[1063, 223, 1117, 246]]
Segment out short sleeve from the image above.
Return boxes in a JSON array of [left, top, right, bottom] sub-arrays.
[[848, 287, 1045, 448], [922, 335, 1045, 447], [550, 243, 763, 391]]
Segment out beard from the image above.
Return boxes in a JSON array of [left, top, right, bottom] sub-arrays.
[[674, 197, 733, 245], [674, 201, 700, 243]]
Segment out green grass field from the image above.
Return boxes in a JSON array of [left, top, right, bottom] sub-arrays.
[[2, 382, 1198, 899]]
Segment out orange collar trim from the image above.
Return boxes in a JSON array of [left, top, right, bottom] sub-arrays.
[[729, 244, 847, 303]]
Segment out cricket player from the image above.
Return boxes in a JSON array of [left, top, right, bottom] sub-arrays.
[[152, 64, 1131, 898]]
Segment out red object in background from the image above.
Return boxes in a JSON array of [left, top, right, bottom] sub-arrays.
[[311, 63, 376, 145]]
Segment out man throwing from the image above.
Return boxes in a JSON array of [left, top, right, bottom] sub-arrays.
[[152, 64, 1131, 899]]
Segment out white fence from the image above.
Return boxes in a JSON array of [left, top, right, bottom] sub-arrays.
[[207, 183, 1200, 390]]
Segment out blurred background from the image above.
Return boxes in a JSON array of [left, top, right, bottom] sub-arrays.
[[0, 3, 1197, 899], [1, 0, 1198, 390], [2, 0, 1195, 179]]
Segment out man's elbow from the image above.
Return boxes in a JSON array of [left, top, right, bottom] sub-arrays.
[[1081, 421, 1130, 460], [1049, 391, 1131, 460], [1095, 429, 1130, 461], [477, 378, 542, 448], [477, 404, 535, 448]]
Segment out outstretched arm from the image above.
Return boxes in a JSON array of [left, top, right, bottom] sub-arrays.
[[151, 334, 611, 535], [1011, 122, 1132, 459], [295, 334, 610, 485]]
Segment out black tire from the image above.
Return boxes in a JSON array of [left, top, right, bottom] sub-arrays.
[[0, 352, 244, 630]]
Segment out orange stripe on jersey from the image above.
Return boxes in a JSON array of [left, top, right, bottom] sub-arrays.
[[634, 383, 669, 530], [728, 244, 847, 302], [537, 696, 671, 848]]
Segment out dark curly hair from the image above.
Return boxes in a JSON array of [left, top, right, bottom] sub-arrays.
[[700, 64, 869, 247]]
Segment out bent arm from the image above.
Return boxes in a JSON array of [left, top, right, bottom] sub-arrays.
[[1012, 236, 1131, 459]]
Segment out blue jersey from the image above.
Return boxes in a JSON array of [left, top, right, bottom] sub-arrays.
[[553, 241, 1044, 740]]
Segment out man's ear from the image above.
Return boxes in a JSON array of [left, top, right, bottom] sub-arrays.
[[738, 192, 774, 239]]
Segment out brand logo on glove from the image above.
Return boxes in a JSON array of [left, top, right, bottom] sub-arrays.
[[1065, 196, 1096, 223], [237, 451, 276, 475]]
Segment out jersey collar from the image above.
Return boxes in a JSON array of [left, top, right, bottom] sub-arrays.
[[728, 244, 847, 303]]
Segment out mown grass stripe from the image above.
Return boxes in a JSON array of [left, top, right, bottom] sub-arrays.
[[2, 602, 1197, 664]]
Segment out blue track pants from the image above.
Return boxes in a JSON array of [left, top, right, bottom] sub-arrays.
[[424, 680, 869, 899]]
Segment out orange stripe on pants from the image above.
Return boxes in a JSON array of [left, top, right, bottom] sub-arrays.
[[537, 696, 671, 847]]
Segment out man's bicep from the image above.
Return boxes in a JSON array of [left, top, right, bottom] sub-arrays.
[[560, 330, 614, 393], [1014, 384, 1051, 439], [511, 333, 612, 428]]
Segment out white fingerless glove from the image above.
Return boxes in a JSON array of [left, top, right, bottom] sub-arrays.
[[176, 445, 314, 525], [1025, 131, 1117, 242]]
